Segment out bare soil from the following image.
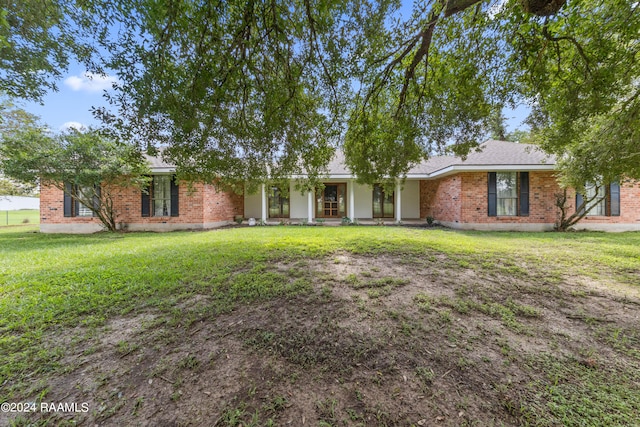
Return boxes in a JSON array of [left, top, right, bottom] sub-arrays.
[[5, 251, 640, 426]]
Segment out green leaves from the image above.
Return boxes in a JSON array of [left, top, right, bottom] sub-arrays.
[[3, 0, 640, 189], [98, 0, 351, 189], [0, 112, 150, 230], [0, 0, 99, 101]]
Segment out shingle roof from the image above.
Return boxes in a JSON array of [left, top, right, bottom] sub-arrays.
[[144, 151, 175, 171], [147, 140, 556, 176], [343, 140, 555, 176], [414, 140, 556, 176], [323, 150, 350, 175]]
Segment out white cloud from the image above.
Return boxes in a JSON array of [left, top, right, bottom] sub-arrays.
[[60, 121, 86, 131], [64, 72, 118, 93]]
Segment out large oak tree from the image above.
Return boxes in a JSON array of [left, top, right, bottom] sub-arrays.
[[1, 0, 639, 192]]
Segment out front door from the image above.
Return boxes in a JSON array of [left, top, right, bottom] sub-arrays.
[[316, 183, 346, 218]]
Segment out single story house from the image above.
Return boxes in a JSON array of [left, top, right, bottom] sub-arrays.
[[39, 140, 640, 233]]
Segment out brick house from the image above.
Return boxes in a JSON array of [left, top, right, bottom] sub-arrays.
[[39, 140, 640, 233]]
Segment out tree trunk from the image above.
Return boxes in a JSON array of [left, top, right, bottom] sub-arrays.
[[554, 187, 606, 232], [520, 0, 566, 17]]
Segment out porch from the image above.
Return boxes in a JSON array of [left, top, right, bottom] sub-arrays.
[[243, 179, 422, 224]]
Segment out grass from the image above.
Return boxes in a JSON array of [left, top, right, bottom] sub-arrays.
[[0, 210, 39, 227], [1, 225, 639, 425]]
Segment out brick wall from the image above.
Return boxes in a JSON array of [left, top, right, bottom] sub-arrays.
[[575, 181, 640, 224], [203, 183, 244, 223], [40, 183, 102, 226], [420, 172, 640, 227], [460, 171, 560, 224], [419, 176, 461, 223], [40, 180, 245, 230]]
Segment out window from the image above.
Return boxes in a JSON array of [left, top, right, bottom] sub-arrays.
[[496, 172, 517, 216], [63, 183, 99, 217], [584, 184, 606, 216], [488, 172, 529, 217], [372, 184, 394, 218], [76, 186, 94, 217], [153, 175, 172, 216], [268, 187, 289, 218], [576, 183, 620, 217], [141, 175, 179, 217]]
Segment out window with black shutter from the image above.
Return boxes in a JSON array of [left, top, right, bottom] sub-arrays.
[[575, 182, 620, 217], [141, 175, 179, 217], [488, 172, 529, 217], [63, 182, 99, 217]]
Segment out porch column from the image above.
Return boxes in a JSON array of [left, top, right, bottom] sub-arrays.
[[261, 183, 267, 223], [307, 190, 314, 223], [349, 180, 355, 220], [395, 180, 402, 223]]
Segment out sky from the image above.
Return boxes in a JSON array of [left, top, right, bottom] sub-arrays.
[[23, 64, 116, 132]]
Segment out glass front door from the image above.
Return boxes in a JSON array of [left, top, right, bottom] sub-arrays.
[[316, 184, 346, 218]]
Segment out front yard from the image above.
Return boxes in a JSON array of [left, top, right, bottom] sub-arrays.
[[1, 225, 639, 426]]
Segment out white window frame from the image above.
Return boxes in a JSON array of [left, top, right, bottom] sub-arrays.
[[585, 184, 606, 216], [76, 186, 94, 217], [153, 175, 172, 217], [496, 172, 517, 216]]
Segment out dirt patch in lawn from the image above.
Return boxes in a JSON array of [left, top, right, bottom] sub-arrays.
[[4, 252, 640, 426]]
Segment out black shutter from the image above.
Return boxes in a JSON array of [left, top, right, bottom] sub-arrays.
[[576, 192, 584, 215], [92, 185, 101, 217], [141, 178, 151, 217], [488, 172, 497, 217], [610, 182, 620, 217], [519, 172, 529, 217], [170, 176, 179, 217], [64, 182, 73, 217]]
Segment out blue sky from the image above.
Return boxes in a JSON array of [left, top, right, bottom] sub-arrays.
[[23, 63, 116, 131]]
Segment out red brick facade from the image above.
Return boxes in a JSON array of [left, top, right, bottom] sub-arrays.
[[41, 171, 640, 232], [40, 180, 244, 232], [420, 172, 640, 229], [419, 176, 461, 223]]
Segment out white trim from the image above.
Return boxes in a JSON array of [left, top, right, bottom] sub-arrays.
[[438, 221, 555, 232], [395, 180, 402, 223], [349, 180, 355, 220], [573, 223, 640, 232], [41, 221, 235, 233], [289, 164, 555, 181], [419, 164, 556, 179], [40, 223, 104, 234], [307, 190, 314, 223], [261, 184, 267, 222]]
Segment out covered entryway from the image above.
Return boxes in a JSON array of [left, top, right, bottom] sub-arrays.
[[316, 183, 346, 218]]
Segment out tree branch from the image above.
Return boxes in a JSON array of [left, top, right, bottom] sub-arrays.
[[542, 25, 591, 75], [396, 17, 437, 116]]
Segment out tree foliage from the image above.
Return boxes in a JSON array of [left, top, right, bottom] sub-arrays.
[[0, 176, 36, 196], [0, 0, 99, 101], [2, 0, 639, 190], [0, 124, 150, 231]]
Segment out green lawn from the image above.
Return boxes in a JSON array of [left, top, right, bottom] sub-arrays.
[[0, 210, 39, 227], [1, 226, 639, 426]]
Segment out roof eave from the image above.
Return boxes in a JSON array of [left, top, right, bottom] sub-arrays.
[[427, 164, 556, 179]]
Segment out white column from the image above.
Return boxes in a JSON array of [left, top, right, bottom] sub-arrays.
[[307, 190, 314, 223], [349, 180, 355, 220], [261, 183, 267, 223], [395, 180, 402, 223]]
